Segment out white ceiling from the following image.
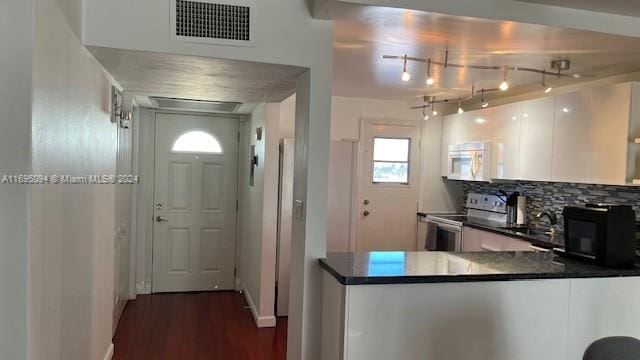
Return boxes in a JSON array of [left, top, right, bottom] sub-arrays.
[[332, 5, 640, 101], [89, 46, 305, 104], [515, 0, 640, 17]]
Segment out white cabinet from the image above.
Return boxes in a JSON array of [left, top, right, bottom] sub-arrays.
[[492, 102, 521, 180], [440, 108, 493, 177], [586, 82, 632, 185], [519, 97, 555, 181], [552, 90, 590, 183], [463, 226, 532, 252], [441, 82, 639, 184]]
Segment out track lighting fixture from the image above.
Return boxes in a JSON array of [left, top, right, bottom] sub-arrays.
[[542, 73, 552, 93], [388, 54, 582, 100], [402, 55, 411, 82], [457, 97, 464, 114], [499, 66, 509, 91], [425, 58, 435, 85], [480, 89, 489, 108]]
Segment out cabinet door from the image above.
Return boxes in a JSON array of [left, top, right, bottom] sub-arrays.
[[587, 83, 631, 185], [465, 107, 494, 143], [462, 227, 482, 251], [552, 90, 590, 183], [478, 230, 532, 252], [519, 97, 555, 181], [491, 102, 521, 180]]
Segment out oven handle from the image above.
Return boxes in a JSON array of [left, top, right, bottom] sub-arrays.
[[428, 220, 462, 233]]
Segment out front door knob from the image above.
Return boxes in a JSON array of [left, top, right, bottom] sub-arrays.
[[363, 210, 370, 216], [156, 216, 169, 223]]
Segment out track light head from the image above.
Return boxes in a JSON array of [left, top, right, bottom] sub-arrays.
[[457, 97, 464, 114], [500, 66, 509, 91], [402, 55, 410, 82]]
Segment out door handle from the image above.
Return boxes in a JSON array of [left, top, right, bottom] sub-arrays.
[[363, 210, 370, 216], [156, 216, 169, 223]]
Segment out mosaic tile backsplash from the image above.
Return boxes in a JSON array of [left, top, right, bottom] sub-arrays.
[[461, 181, 640, 231]]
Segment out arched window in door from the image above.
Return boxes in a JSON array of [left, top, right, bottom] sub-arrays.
[[171, 130, 223, 154]]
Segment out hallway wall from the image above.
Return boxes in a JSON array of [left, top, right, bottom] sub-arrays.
[[237, 103, 280, 327], [0, 1, 34, 359], [29, 0, 120, 359]]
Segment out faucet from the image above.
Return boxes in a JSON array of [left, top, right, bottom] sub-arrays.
[[536, 211, 558, 235]]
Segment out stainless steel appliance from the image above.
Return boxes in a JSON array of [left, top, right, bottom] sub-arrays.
[[561, 204, 636, 268], [447, 142, 492, 181], [420, 193, 508, 251]]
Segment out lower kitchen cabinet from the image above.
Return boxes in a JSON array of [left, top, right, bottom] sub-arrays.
[[462, 226, 532, 252]]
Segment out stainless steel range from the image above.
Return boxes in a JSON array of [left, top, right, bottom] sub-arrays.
[[419, 193, 508, 251]]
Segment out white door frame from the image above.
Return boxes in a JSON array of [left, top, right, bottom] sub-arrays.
[[130, 110, 245, 294], [356, 117, 423, 248]]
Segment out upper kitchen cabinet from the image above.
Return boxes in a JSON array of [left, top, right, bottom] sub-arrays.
[[586, 82, 632, 185], [519, 97, 555, 181], [441, 108, 494, 177], [491, 102, 521, 180], [552, 90, 590, 183]]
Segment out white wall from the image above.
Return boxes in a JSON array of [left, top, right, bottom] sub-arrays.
[[281, 95, 461, 214], [29, 0, 119, 359], [134, 108, 156, 295], [237, 103, 280, 327], [0, 1, 33, 359], [82, 3, 333, 357]]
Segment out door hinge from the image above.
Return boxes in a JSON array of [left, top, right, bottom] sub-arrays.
[[234, 267, 237, 277], [236, 200, 239, 211], [237, 131, 240, 143]]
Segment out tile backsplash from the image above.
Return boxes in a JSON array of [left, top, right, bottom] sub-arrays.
[[461, 181, 640, 230]]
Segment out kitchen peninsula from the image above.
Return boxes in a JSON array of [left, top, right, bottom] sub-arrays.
[[320, 251, 640, 360]]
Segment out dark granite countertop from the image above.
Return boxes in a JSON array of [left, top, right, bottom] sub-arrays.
[[462, 221, 563, 249], [417, 211, 563, 249], [319, 251, 640, 285]]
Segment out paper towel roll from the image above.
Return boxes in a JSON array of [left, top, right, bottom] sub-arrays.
[[516, 196, 527, 225]]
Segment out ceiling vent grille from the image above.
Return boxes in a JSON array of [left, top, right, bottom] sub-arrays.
[[171, 0, 255, 47], [152, 97, 241, 113]]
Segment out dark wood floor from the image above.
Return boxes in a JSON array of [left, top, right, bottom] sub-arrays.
[[112, 291, 287, 360]]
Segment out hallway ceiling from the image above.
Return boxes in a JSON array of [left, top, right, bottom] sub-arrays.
[[514, 0, 640, 17], [332, 5, 640, 101], [89, 46, 305, 104]]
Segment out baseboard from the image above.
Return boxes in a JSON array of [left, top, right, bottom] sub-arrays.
[[242, 285, 277, 328], [103, 343, 114, 360], [136, 280, 151, 295]]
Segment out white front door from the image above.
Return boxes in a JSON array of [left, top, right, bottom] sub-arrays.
[[356, 119, 421, 251], [153, 113, 238, 292]]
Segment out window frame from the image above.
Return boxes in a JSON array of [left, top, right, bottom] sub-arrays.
[[370, 136, 412, 186], [171, 129, 224, 154]]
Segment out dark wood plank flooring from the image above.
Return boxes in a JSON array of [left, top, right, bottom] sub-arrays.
[[113, 292, 287, 360]]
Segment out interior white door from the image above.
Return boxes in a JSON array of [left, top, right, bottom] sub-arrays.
[[153, 113, 238, 292], [356, 119, 421, 251]]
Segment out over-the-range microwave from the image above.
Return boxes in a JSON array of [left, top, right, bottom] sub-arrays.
[[447, 142, 492, 181]]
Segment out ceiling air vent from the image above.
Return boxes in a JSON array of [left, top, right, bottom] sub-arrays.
[[152, 97, 241, 113], [170, 0, 255, 47]]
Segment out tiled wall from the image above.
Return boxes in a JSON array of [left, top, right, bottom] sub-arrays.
[[461, 181, 640, 230]]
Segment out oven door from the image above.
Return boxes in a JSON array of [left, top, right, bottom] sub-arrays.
[[425, 220, 462, 251]]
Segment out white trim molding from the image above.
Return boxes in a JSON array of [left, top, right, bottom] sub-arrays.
[[242, 286, 277, 328], [136, 280, 151, 295], [103, 343, 114, 360]]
